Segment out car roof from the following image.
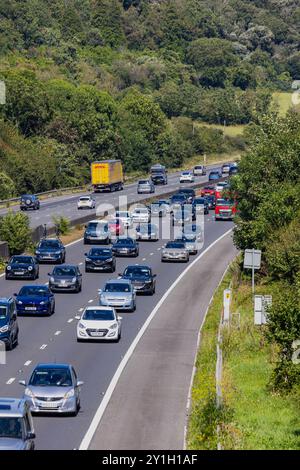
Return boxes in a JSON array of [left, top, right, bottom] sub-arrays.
[[35, 363, 71, 370], [0, 398, 29, 418], [84, 306, 114, 311], [19, 284, 49, 290], [53, 264, 77, 268], [106, 278, 132, 284], [125, 264, 150, 270], [87, 219, 107, 224]]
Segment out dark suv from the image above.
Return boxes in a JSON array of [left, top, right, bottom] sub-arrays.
[[120, 265, 156, 295], [20, 195, 40, 211], [0, 297, 19, 350], [35, 238, 66, 264]]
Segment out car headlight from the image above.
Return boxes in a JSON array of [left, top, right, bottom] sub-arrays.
[[40, 301, 45, 305], [72, 277, 77, 283], [50, 277, 55, 283], [6, 266, 11, 270], [25, 388, 35, 398], [105, 258, 113, 262], [0, 325, 9, 333], [54, 251, 62, 255], [78, 322, 85, 329], [85, 258, 91, 262], [64, 389, 75, 399], [110, 322, 118, 330], [17, 300, 23, 305], [35, 251, 41, 255], [28, 266, 33, 271]]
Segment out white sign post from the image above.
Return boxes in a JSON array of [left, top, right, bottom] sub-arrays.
[[0, 80, 6, 105], [243, 249, 262, 294], [223, 288, 231, 322]]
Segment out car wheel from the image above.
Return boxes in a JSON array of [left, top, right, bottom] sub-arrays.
[[6, 336, 13, 351], [85, 267, 90, 273], [130, 301, 136, 312], [111, 264, 116, 273], [51, 303, 55, 315]]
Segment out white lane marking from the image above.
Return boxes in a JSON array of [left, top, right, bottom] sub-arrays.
[[150, 253, 154, 256], [157, 247, 161, 251], [79, 227, 233, 450], [40, 344, 47, 350], [24, 361, 32, 367], [68, 318, 74, 323], [142, 258, 146, 261], [78, 308, 84, 312], [88, 299, 93, 303], [54, 331, 61, 336], [79, 262, 83, 266], [6, 378, 15, 385]]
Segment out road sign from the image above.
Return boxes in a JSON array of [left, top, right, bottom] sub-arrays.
[[0, 80, 5, 104], [254, 295, 272, 325], [243, 249, 261, 269], [223, 288, 231, 322]]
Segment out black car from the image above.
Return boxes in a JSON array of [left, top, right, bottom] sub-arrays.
[[5, 255, 39, 280], [35, 238, 66, 264], [48, 265, 82, 293], [20, 195, 40, 211], [0, 297, 19, 350], [193, 197, 209, 215], [151, 172, 168, 185], [120, 265, 156, 295], [204, 194, 216, 210], [85, 247, 116, 273], [229, 164, 239, 176], [112, 238, 139, 257], [170, 193, 188, 209], [177, 188, 196, 203]]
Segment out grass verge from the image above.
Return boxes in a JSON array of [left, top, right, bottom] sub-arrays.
[[187, 259, 300, 450]]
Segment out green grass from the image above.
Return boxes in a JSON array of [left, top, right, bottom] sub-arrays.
[[272, 92, 294, 116], [187, 262, 300, 450], [197, 123, 246, 137], [221, 282, 300, 450]]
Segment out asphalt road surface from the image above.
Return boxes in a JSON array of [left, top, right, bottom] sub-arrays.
[[0, 204, 234, 449]]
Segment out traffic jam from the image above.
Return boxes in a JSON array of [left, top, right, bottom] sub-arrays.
[[0, 160, 238, 449]]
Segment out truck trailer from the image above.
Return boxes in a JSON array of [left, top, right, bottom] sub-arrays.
[[91, 160, 124, 193]]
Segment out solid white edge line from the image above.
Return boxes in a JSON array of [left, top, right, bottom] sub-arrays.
[[79, 227, 233, 450], [182, 261, 233, 450]]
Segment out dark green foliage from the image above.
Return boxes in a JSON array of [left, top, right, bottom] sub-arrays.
[[0, 211, 31, 254]]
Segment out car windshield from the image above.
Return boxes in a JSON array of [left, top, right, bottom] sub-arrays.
[[29, 368, 72, 387], [115, 238, 134, 246], [10, 256, 32, 264], [0, 305, 8, 319], [104, 283, 131, 293], [79, 197, 90, 201], [134, 208, 148, 214], [216, 199, 233, 206], [182, 172, 190, 175], [195, 166, 203, 169], [19, 286, 49, 297], [166, 242, 185, 249], [194, 198, 206, 204], [116, 212, 129, 218], [53, 267, 76, 276], [177, 235, 196, 243], [83, 309, 115, 321], [89, 249, 111, 256], [0, 418, 23, 439], [87, 223, 107, 232], [139, 180, 148, 185], [39, 240, 60, 249], [138, 224, 155, 233], [124, 267, 150, 277], [158, 200, 169, 205], [171, 195, 185, 201]]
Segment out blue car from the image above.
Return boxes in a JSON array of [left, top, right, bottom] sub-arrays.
[[0, 297, 19, 350], [208, 170, 222, 181], [35, 238, 66, 264], [15, 285, 55, 316]]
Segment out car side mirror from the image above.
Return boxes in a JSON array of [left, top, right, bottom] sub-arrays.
[[13, 293, 18, 297], [98, 289, 102, 293], [117, 316, 123, 321], [118, 273, 122, 277], [47, 273, 51, 276], [84, 253, 88, 257], [75, 315, 81, 320], [19, 380, 26, 386], [77, 381, 84, 387], [153, 274, 157, 278], [27, 432, 36, 440]]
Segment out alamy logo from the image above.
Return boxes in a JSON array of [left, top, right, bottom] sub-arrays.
[[291, 339, 300, 365], [291, 80, 300, 106], [0, 340, 6, 365]]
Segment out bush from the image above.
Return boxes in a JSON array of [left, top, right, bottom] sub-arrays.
[[0, 211, 31, 255], [52, 215, 70, 236]]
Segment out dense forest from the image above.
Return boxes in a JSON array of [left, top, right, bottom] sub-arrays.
[[0, 0, 299, 197]]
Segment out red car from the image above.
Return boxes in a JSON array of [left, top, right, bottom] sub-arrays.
[[200, 186, 215, 197], [108, 218, 125, 236], [215, 199, 237, 221]]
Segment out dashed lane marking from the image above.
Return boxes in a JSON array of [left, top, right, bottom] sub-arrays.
[[6, 378, 15, 385], [24, 361, 32, 367], [68, 318, 74, 323], [40, 344, 47, 350], [54, 331, 61, 336]]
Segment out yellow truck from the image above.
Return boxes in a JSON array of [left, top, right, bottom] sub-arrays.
[[91, 160, 124, 193]]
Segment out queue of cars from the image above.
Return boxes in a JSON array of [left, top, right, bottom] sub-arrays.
[[0, 164, 238, 448]]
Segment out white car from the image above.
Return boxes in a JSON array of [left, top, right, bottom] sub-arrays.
[[215, 182, 229, 192], [115, 211, 133, 228], [77, 195, 96, 210], [193, 165, 206, 176], [76, 306, 122, 342], [180, 171, 194, 183], [130, 207, 150, 224]]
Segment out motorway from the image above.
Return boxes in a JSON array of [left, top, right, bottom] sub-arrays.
[[0, 166, 235, 450], [0, 164, 222, 229]]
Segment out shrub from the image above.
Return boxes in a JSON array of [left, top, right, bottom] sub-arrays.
[[0, 211, 31, 255]]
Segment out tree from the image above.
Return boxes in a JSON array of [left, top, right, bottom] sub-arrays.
[[0, 211, 31, 255], [0, 172, 16, 199]]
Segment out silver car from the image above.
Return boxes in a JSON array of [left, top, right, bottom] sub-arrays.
[[136, 223, 159, 241], [175, 235, 198, 255], [161, 241, 189, 262], [137, 180, 155, 194], [0, 398, 35, 450], [172, 208, 192, 226], [99, 279, 136, 312], [19, 363, 83, 416]]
